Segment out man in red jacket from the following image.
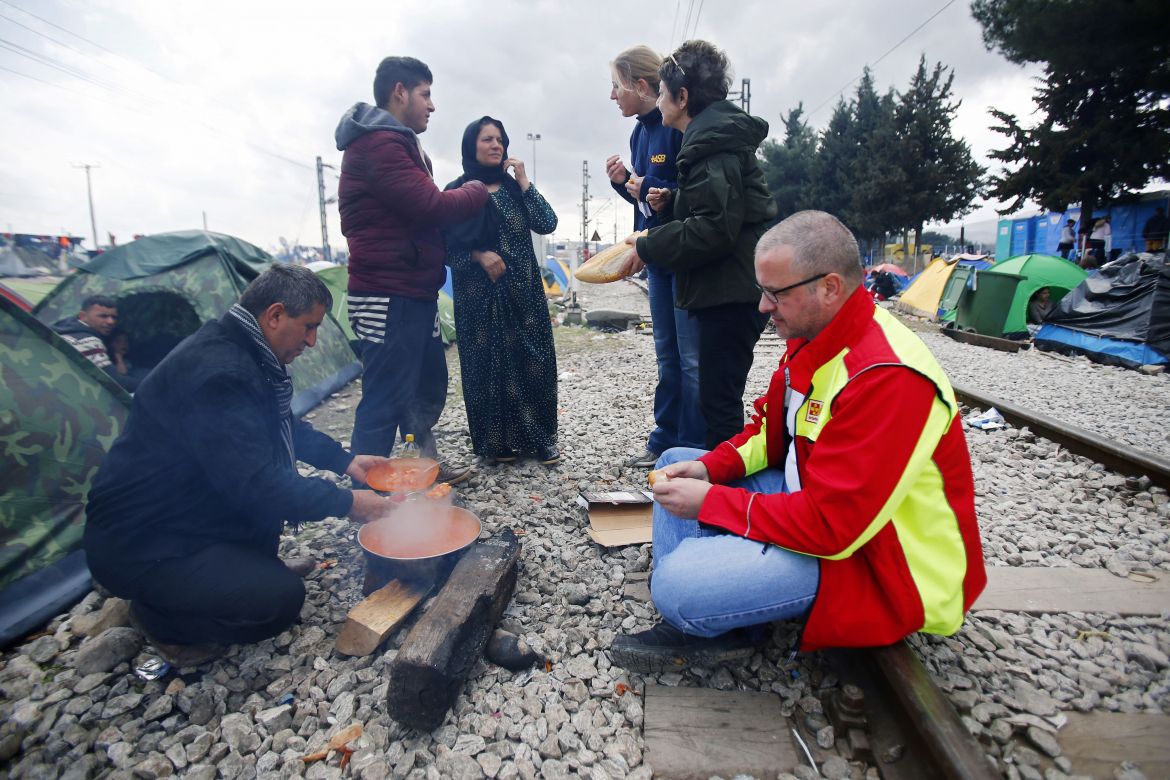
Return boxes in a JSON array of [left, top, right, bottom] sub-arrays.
[[610, 210, 985, 672], [335, 56, 489, 482]]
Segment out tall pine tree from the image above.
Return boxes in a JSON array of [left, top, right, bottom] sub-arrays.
[[806, 99, 855, 219], [844, 70, 907, 255], [759, 104, 817, 220], [972, 0, 1170, 230], [895, 56, 984, 259]]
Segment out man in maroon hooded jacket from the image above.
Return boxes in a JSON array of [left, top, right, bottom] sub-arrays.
[[335, 56, 489, 481]]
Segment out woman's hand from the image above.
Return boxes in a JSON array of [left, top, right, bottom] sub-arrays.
[[504, 158, 529, 191], [647, 187, 673, 213], [617, 247, 645, 278], [473, 250, 507, 282], [605, 155, 629, 185], [625, 174, 644, 201]]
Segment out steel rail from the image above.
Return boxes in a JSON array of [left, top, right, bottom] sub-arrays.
[[951, 382, 1170, 490], [828, 642, 1001, 780]]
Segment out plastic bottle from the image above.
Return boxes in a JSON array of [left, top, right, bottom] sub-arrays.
[[400, 434, 420, 459]]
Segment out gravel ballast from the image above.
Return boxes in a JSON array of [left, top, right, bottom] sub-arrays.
[[0, 281, 1166, 780]]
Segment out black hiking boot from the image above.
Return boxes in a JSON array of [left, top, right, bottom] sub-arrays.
[[609, 621, 762, 673]]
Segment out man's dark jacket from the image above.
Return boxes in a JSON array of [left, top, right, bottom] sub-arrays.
[[84, 313, 354, 579], [635, 100, 777, 310], [335, 103, 488, 300]]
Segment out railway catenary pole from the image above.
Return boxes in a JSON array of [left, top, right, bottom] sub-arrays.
[[728, 78, 751, 113], [73, 163, 100, 252], [316, 156, 334, 264]]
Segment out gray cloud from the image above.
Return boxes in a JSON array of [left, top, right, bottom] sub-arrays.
[[0, 0, 1040, 250]]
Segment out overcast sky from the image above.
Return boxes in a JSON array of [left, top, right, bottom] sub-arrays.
[[0, 0, 1044, 252]]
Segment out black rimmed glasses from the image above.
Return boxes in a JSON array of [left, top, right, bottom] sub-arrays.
[[756, 273, 829, 304]]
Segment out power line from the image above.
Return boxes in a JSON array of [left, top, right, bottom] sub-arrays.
[[0, 11, 90, 59], [807, 0, 956, 118], [690, 0, 705, 38], [0, 0, 170, 82], [0, 61, 82, 92], [669, 0, 681, 49], [0, 30, 313, 171]]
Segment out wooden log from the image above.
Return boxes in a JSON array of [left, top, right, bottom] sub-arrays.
[[334, 579, 430, 657], [940, 325, 1025, 353], [386, 530, 521, 730]]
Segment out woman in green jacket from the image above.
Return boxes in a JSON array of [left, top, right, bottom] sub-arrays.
[[625, 39, 777, 449]]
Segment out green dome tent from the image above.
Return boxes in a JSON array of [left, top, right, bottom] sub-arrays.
[[0, 295, 131, 646], [33, 231, 361, 416], [952, 254, 1087, 339]]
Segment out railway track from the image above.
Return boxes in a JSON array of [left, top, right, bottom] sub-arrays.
[[952, 383, 1170, 491]]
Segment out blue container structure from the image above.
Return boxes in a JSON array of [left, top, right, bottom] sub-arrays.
[[996, 191, 1170, 260]]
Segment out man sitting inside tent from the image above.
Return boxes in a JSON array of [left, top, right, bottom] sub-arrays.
[[84, 265, 396, 666], [52, 295, 136, 392], [1027, 287, 1053, 331]]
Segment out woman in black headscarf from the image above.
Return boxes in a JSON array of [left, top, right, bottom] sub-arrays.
[[444, 116, 560, 465]]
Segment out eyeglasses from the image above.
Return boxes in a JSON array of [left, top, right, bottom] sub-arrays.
[[667, 52, 686, 77], [756, 273, 828, 304]]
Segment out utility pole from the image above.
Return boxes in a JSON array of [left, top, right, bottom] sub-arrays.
[[526, 133, 541, 182], [202, 211, 208, 231], [564, 160, 589, 324], [72, 163, 100, 251], [527, 133, 543, 261], [728, 78, 751, 113], [316, 156, 334, 263]]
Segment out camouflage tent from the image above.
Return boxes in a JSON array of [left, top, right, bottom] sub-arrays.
[[33, 231, 361, 416], [0, 296, 131, 646]]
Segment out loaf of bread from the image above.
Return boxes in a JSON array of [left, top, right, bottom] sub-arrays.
[[574, 231, 648, 284]]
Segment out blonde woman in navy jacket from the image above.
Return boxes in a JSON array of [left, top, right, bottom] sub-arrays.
[[606, 45, 699, 469]]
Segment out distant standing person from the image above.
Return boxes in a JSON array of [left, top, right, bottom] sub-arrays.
[[1143, 207, 1168, 252], [1087, 215, 1111, 265], [335, 56, 489, 484], [620, 40, 778, 449], [443, 117, 560, 465], [1057, 218, 1076, 259], [605, 45, 697, 469]]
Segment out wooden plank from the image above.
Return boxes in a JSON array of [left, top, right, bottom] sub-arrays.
[[643, 683, 801, 779], [1059, 712, 1170, 779], [385, 530, 521, 731], [941, 326, 1025, 353], [972, 566, 1170, 616], [334, 579, 430, 657]]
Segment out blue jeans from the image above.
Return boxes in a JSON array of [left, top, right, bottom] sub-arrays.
[[351, 296, 447, 459], [646, 265, 703, 453], [650, 447, 820, 638]]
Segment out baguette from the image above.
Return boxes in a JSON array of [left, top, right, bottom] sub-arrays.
[[574, 231, 648, 284]]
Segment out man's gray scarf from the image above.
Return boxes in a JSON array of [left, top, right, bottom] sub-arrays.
[[229, 304, 295, 469]]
